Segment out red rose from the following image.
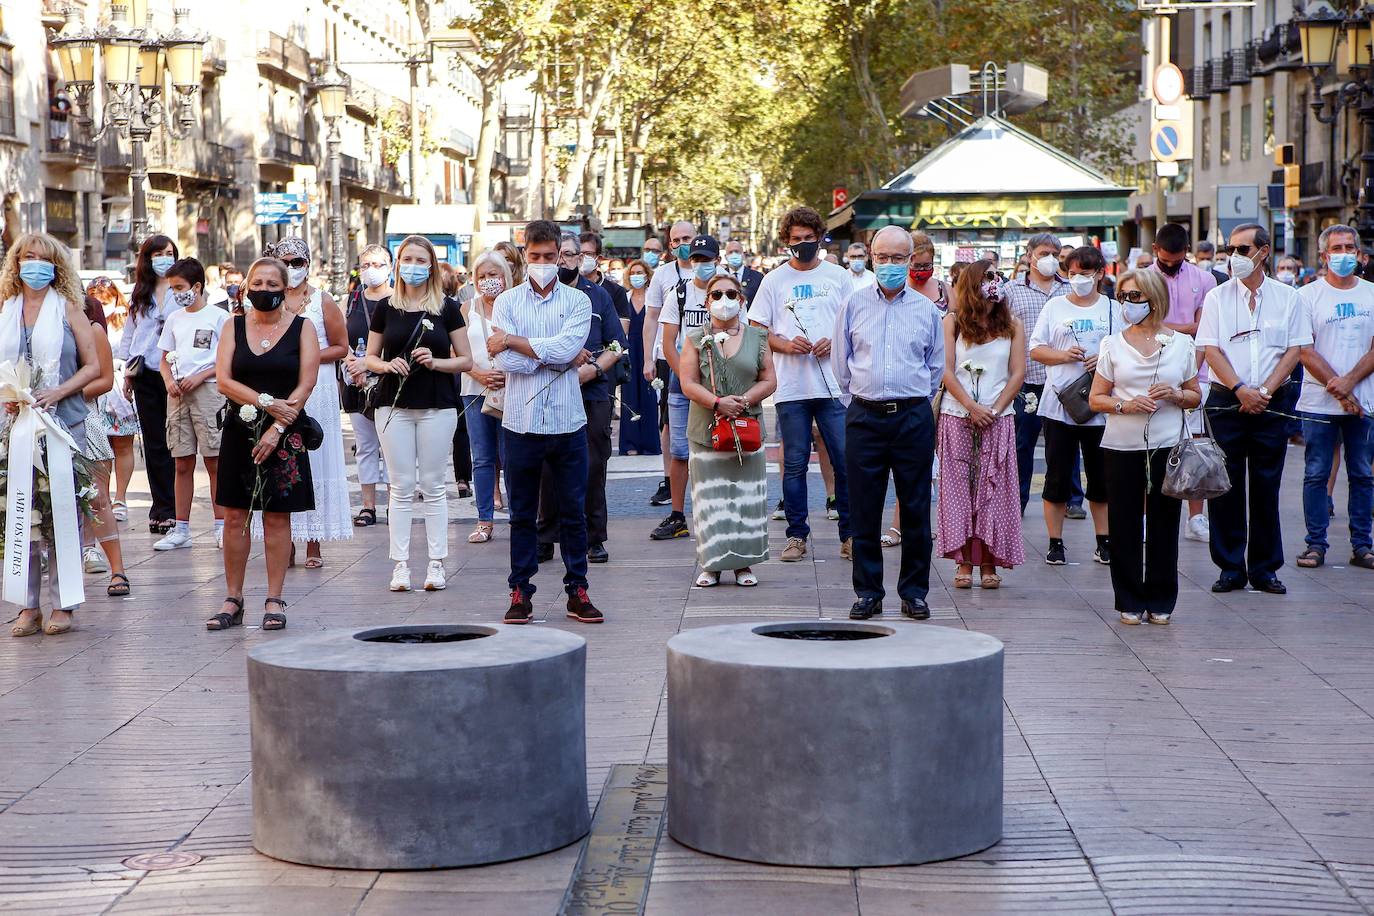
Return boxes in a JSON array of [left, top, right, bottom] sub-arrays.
[[277, 449, 288, 460], [287, 432, 303, 450]]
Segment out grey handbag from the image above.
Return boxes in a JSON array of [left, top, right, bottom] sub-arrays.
[[1161, 409, 1231, 500]]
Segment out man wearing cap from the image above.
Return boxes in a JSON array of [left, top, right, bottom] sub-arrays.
[[652, 234, 719, 541], [643, 222, 695, 508], [748, 205, 854, 563]]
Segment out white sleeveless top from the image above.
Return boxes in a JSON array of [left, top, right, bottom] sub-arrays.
[[941, 334, 1015, 417], [461, 298, 498, 396]]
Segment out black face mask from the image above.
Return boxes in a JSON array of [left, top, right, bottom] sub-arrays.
[[789, 240, 821, 264], [246, 289, 284, 312], [1156, 258, 1184, 277], [558, 265, 579, 285]]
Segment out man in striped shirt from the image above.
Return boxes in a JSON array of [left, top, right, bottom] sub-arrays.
[[488, 220, 602, 624]]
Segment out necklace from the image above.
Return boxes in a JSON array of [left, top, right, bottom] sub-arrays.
[[250, 312, 287, 350]]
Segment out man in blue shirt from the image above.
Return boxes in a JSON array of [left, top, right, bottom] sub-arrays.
[[832, 225, 945, 621]]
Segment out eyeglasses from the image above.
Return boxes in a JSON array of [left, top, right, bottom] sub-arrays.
[[1119, 290, 1149, 303], [709, 289, 741, 301], [910, 262, 934, 272], [283, 257, 309, 270], [984, 270, 998, 281]]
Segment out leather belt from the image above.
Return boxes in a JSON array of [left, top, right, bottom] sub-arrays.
[[854, 396, 926, 414]]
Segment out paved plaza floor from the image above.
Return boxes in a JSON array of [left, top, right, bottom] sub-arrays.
[[2, 445, 1374, 915]]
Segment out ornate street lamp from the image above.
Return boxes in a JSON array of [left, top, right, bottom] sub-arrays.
[[313, 61, 350, 297]]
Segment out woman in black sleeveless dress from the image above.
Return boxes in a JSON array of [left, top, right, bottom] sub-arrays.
[[210, 256, 320, 631]]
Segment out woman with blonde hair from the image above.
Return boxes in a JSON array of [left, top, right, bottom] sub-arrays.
[[364, 235, 474, 592], [1, 233, 101, 636], [1088, 268, 1201, 625], [86, 277, 138, 519], [461, 247, 511, 542], [494, 240, 526, 286], [908, 230, 950, 311]]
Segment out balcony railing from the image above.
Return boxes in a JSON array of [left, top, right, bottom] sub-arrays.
[[146, 137, 238, 183], [256, 31, 310, 82], [1187, 65, 1208, 99], [1209, 58, 1229, 93], [1227, 47, 1251, 84], [261, 130, 311, 164], [45, 118, 96, 161], [491, 150, 510, 175]]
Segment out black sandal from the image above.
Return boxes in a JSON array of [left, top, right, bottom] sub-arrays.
[[207, 596, 244, 631], [353, 508, 377, 527], [106, 573, 130, 597], [262, 597, 287, 631]]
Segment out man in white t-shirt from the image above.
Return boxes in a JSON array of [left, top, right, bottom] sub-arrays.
[[154, 258, 229, 550], [643, 221, 695, 509], [748, 206, 853, 562], [845, 242, 875, 289], [1295, 223, 1374, 570]]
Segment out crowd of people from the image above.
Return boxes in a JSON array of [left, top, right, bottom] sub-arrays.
[[4, 205, 1373, 636]]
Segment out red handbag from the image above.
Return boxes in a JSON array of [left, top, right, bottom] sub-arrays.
[[705, 338, 763, 454]]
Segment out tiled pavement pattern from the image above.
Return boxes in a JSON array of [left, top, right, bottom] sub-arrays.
[[2, 445, 1374, 915]]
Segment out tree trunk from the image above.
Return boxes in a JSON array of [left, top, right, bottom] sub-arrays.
[[623, 117, 650, 217], [469, 78, 500, 258], [553, 52, 618, 220]]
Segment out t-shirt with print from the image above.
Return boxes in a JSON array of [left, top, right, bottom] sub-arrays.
[[659, 279, 709, 395], [1028, 294, 1119, 427], [646, 260, 690, 362], [1298, 277, 1374, 415], [369, 297, 466, 409], [157, 305, 229, 379], [747, 260, 853, 402]]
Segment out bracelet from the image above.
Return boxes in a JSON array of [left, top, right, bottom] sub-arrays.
[[713, 398, 721, 412]]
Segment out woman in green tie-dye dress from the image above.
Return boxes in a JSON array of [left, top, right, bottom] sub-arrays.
[[677, 274, 777, 587]]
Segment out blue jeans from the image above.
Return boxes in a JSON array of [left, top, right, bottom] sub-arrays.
[[463, 395, 505, 522], [1302, 411, 1373, 553], [502, 427, 589, 597], [777, 398, 851, 541], [667, 391, 690, 460]]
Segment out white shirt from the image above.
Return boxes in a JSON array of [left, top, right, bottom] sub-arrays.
[[658, 279, 709, 353], [847, 267, 875, 290], [156, 304, 228, 378], [1029, 294, 1117, 427], [1297, 277, 1374, 415], [1096, 331, 1198, 451], [1197, 276, 1311, 388], [462, 298, 499, 397], [942, 333, 1015, 417], [646, 260, 690, 361], [749, 260, 853, 402]]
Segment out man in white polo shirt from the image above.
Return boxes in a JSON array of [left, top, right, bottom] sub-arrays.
[[1295, 223, 1374, 571], [1196, 223, 1312, 595]]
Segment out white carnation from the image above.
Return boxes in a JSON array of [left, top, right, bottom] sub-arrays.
[[238, 404, 259, 423]]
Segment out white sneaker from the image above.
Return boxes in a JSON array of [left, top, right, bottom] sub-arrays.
[[153, 527, 192, 550], [1185, 514, 1210, 542], [389, 562, 411, 592], [423, 560, 446, 591], [82, 545, 108, 574], [215, 526, 223, 549]]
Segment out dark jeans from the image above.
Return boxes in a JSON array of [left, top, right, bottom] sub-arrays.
[[1103, 448, 1181, 615], [1014, 383, 1043, 513], [1302, 411, 1374, 553], [131, 368, 175, 521], [540, 399, 613, 548], [845, 398, 934, 602], [503, 426, 589, 597], [1207, 383, 1296, 584], [777, 398, 851, 541]]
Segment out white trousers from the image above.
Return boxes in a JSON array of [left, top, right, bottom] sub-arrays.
[[378, 407, 457, 562], [352, 411, 388, 486]]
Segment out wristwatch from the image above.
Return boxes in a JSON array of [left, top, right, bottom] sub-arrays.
[[594, 364, 605, 379], [1114, 401, 1124, 414], [258, 392, 276, 408], [1258, 385, 1271, 397], [273, 423, 286, 434]]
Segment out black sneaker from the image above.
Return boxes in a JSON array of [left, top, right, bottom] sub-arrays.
[[1045, 541, 1067, 565], [1093, 543, 1111, 565], [649, 478, 671, 506], [1065, 503, 1087, 520], [650, 513, 689, 540], [567, 587, 604, 623], [537, 542, 555, 563], [504, 587, 533, 624]]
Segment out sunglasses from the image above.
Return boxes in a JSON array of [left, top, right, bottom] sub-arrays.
[[910, 262, 934, 272], [709, 289, 741, 301], [1221, 244, 1261, 256], [1119, 290, 1149, 303], [984, 270, 998, 281], [283, 257, 309, 270]]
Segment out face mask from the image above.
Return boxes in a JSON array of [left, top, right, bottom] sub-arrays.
[[557, 265, 580, 285], [1122, 300, 1151, 325], [1035, 254, 1060, 278], [172, 289, 197, 308], [579, 255, 598, 276], [1156, 258, 1183, 277], [527, 263, 559, 287], [1068, 274, 1097, 297], [1329, 252, 1360, 278], [19, 260, 55, 290], [629, 273, 648, 290], [151, 254, 175, 277], [789, 240, 821, 264], [726, 252, 744, 270], [397, 264, 431, 286], [909, 267, 934, 284], [642, 251, 661, 269], [694, 262, 717, 283], [1196, 259, 1214, 271], [709, 299, 740, 321], [226, 283, 241, 299], [477, 277, 505, 298], [287, 266, 309, 288], [674, 243, 692, 261], [246, 289, 284, 312], [981, 280, 1003, 303], [1229, 252, 1257, 281], [848, 258, 866, 273], [1277, 270, 1296, 285], [361, 266, 390, 288], [875, 264, 907, 291]]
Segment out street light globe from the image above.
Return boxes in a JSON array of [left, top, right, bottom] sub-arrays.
[[1347, 17, 1373, 70], [1298, 11, 1343, 69], [162, 9, 205, 90], [102, 7, 144, 88], [314, 66, 349, 120], [139, 40, 166, 90], [52, 9, 98, 88]]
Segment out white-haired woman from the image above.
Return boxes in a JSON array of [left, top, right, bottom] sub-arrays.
[[342, 243, 392, 527], [461, 248, 510, 543], [1088, 269, 1202, 625], [365, 235, 474, 592], [2, 233, 101, 636]]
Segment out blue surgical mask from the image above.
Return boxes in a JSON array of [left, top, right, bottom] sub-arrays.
[[1122, 300, 1151, 325], [675, 243, 692, 261], [398, 264, 431, 286], [19, 260, 56, 291], [875, 263, 907, 291], [642, 251, 661, 269], [151, 254, 175, 277], [1329, 252, 1359, 278], [726, 252, 744, 270], [849, 258, 867, 273], [693, 262, 717, 283], [629, 273, 648, 289]]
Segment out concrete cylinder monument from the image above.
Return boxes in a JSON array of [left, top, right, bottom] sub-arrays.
[[248, 624, 588, 869], [667, 620, 1003, 867]]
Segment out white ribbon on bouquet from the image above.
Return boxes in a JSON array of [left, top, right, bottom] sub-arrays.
[[0, 359, 84, 608]]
